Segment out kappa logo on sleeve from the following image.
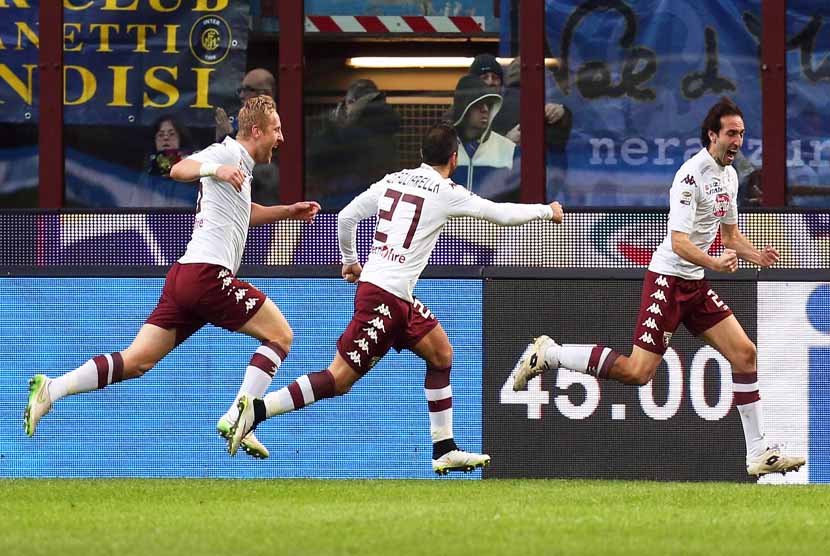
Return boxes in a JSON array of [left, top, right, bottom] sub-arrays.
[[681, 175, 696, 186]]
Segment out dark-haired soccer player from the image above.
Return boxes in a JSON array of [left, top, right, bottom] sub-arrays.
[[228, 121, 564, 474], [514, 97, 805, 478]]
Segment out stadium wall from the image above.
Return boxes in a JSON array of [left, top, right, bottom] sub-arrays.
[[1, 211, 828, 482]]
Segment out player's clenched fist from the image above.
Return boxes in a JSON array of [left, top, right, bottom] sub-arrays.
[[216, 165, 246, 191], [341, 262, 362, 283], [289, 201, 321, 223], [548, 201, 564, 224], [715, 248, 738, 273], [758, 245, 780, 268]]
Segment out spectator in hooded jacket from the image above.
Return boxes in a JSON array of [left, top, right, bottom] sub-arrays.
[[450, 74, 520, 202], [470, 54, 572, 202]]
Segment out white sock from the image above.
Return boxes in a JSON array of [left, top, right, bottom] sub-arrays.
[[223, 343, 285, 422], [558, 345, 593, 373], [224, 368, 273, 422], [263, 387, 296, 417], [48, 359, 99, 401], [737, 400, 766, 459], [425, 385, 453, 442]]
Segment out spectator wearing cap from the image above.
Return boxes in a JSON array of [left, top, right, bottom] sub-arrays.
[[470, 53, 504, 90], [450, 74, 520, 202]]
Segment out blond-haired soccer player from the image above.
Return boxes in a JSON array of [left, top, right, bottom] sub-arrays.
[[513, 97, 805, 478], [227, 122, 564, 474], [24, 96, 320, 460]]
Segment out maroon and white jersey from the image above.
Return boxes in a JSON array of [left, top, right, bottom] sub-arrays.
[[649, 147, 739, 280], [339, 163, 553, 303], [178, 137, 254, 274]]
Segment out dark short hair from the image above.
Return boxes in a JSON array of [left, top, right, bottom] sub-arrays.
[[700, 97, 744, 147], [421, 121, 458, 165]]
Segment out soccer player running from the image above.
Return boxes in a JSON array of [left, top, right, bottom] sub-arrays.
[[24, 96, 320, 460], [228, 122, 564, 474], [513, 97, 805, 478]]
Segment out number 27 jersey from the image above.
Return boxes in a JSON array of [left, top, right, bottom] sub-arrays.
[[338, 163, 551, 303]]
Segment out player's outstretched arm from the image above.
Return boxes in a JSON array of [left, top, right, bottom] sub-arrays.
[[720, 223, 780, 267], [250, 201, 321, 227], [466, 196, 563, 226]]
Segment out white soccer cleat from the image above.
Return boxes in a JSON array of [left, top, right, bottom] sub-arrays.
[[513, 335, 559, 391], [747, 445, 806, 477], [227, 394, 257, 457], [432, 450, 491, 475], [24, 374, 53, 437], [217, 414, 269, 459]]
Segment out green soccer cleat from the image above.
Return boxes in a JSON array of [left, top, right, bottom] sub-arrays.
[[226, 394, 258, 458], [24, 374, 53, 437], [217, 411, 269, 459], [432, 450, 491, 476]]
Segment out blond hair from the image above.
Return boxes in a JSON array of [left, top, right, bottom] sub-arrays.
[[237, 95, 277, 138]]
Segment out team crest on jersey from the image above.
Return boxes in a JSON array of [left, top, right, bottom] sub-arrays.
[[713, 193, 730, 217], [663, 331, 673, 347]]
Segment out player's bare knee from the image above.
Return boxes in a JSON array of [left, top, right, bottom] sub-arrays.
[[265, 327, 293, 355], [431, 346, 453, 370], [731, 342, 757, 373]]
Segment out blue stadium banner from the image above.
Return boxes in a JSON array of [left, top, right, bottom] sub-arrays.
[[1, 277, 483, 479], [541, 0, 763, 205], [0, 0, 249, 127]]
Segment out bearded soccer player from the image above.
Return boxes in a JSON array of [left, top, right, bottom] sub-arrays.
[[513, 97, 805, 478], [227, 122, 564, 474], [24, 96, 320, 460]]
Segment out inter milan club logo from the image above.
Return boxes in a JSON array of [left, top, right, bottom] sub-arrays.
[[189, 15, 232, 65]]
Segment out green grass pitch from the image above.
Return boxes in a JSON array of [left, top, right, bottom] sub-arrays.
[[2, 479, 828, 555]]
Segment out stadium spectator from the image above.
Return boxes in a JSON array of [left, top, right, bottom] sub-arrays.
[[513, 97, 805, 478], [126, 115, 198, 207], [306, 78, 401, 210], [24, 97, 321, 462], [227, 122, 564, 474], [450, 74, 520, 202], [215, 68, 277, 142], [470, 54, 573, 202]]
